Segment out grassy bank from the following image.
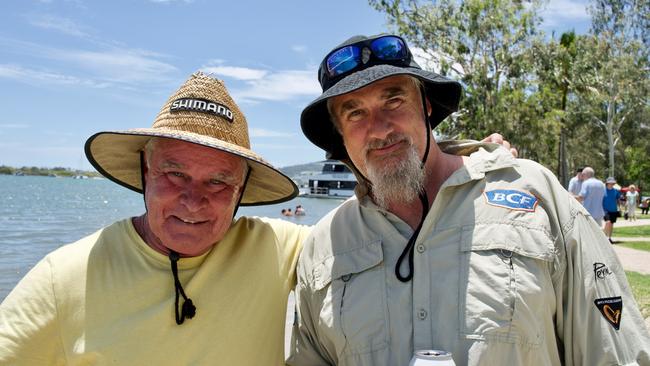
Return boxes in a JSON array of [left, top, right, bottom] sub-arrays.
[[620, 241, 650, 252], [626, 271, 650, 321], [613, 225, 650, 237]]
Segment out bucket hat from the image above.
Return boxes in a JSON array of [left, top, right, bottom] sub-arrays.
[[606, 177, 617, 184], [301, 34, 462, 160], [85, 71, 297, 206]]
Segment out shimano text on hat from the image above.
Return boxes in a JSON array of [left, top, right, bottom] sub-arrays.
[[170, 98, 234, 122]]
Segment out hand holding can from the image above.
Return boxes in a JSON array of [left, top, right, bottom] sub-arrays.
[[409, 350, 455, 366]]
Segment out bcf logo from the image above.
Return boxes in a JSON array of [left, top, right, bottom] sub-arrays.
[[484, 189, 538, 212]]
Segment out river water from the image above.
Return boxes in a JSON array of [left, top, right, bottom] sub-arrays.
[[0, 174, 344, 301]]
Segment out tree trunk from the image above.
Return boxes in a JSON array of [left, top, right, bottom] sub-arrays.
[[606, 100, 615, 178], [559, 128, 568, 187]]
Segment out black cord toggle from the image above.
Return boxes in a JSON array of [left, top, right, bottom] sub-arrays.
[[394, 87, 433, 282], [395, 192, 429, 282], [169, 250, 196, 325]]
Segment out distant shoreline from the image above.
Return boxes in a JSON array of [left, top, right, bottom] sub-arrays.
[[0, 165, 101, 178]]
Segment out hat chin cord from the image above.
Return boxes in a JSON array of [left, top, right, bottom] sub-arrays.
[[394, 87, 431, 282], [139, 151, 200, 325], [333, 88, 432, 283]]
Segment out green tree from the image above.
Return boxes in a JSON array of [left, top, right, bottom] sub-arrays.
[[583, 0, 649, 178], [369, 0, 551, 161], [529, 31, 583, 186], [0, 165, 15, 175]]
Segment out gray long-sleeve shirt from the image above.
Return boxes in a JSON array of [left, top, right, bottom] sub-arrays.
[[288, 143, 650, 366]]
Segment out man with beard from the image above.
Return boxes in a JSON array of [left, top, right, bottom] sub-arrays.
[[287, 34, 650, 366]]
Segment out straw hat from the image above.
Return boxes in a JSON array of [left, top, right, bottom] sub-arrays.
[[85, 71, 297, 206]]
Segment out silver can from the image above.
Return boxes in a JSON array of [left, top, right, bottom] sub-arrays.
[[408, 350, 456, 366]]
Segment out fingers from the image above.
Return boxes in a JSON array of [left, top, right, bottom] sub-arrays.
[[481, 133, 504, 144], [481, 133, 518, 158]]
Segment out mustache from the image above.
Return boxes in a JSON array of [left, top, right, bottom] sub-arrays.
[[364, 133, 411, 155]]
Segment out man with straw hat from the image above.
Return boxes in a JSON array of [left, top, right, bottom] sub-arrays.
[[288, 34, 650, 365], [0, 71, 311, 365]]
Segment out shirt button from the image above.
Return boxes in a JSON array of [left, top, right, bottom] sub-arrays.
[[416, 244, 425, 253], [417, 309, 427, 320]]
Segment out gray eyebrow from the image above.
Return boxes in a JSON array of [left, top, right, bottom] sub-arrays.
[[161, 160, 240, 185], [336, 85, 408, 117], [337, 99, 361, 117]]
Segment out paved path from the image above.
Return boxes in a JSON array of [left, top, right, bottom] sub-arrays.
[[609, 218, 650, 275], [607, 218, 650, 330], [612, 245, 650, 275]]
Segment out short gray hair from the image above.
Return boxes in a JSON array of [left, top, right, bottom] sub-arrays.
[[582, 167, 595, 179]]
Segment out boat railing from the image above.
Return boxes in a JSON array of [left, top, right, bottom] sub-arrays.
[[309, 187, 329, 195]]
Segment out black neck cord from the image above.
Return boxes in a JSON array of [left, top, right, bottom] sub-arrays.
[[232, 166, 251, 218], [169, 250, 196, 325], [140, 151, 148, 210], [395, 192, 429, 281], [393, 87, 433, 282]]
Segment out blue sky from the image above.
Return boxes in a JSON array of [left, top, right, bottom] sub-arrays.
[[0, 0, 591, 170]]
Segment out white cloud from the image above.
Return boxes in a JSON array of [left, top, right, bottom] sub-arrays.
[[249, 128, 295, 138], [0, 36, 177, 86], [540, 0, 590, 26], [292, 45, 307, 53], [236, 70, 321, 102], [202, 66, 268, 81], [64, 49, 177, 84], [0, 64, 110, 88], [149, 0, 194, 3], [27, 14, 88, 37], [0, 123, 30, 129]]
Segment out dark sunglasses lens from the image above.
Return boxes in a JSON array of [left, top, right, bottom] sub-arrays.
[[371, 36, 407, 60], [326, 46, 361, 76]]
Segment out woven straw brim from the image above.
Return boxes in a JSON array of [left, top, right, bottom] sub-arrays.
[[301, 64, 461, 160], [85, 129, 298, 206]]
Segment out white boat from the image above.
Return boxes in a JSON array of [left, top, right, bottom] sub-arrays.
[[300, 160, 356, 199]]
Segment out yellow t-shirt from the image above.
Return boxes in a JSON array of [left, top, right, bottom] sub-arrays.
[[0, 216, 309, 365]]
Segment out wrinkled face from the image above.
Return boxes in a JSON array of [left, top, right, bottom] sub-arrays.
[[332, 75, 428, 171], [329, 75, 431, 207], [143, 139, 245, 256], [329, 75, 429, 179]]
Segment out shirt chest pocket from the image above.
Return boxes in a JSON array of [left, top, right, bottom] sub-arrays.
[[459, 223, 556, 347], [311, 240, 389, 359]]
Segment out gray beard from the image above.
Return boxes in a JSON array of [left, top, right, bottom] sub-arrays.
[[367, 145, 425, 210]]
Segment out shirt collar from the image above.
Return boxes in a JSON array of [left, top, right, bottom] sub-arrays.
[[354, 139, 518, 201]]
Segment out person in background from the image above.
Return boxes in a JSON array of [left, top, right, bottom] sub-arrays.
[[603, 176, 621, 243], [295, 205, 306, 216], [625, 184, 639, 221], [641, 197, 650, 215], [288, 33, 650, 366], [577, 167, 606, 226], [567, 166, 584, 198], [0, 72, 311, 365]]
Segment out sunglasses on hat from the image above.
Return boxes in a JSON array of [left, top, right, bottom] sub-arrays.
[[320, 35, 412, 90]]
